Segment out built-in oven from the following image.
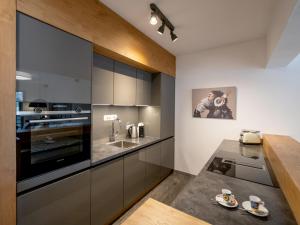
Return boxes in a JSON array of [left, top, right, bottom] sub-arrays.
[[16, 102, 91, 192]]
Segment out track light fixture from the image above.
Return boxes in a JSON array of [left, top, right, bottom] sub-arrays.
[[149, 11, 158, 25], [157, 22, 165, 35], [150, 3, 178, 42], [170, 31, 178, 42]]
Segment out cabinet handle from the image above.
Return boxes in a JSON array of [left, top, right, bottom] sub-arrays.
[[29, 117, 89, 124]]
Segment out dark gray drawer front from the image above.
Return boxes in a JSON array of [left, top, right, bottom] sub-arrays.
[[17, 171, 91, 225]]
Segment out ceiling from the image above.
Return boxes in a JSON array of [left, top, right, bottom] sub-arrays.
[[100, 0, 275, 56]]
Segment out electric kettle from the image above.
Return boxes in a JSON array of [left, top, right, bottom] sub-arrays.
[[128, 124, 138, 139]]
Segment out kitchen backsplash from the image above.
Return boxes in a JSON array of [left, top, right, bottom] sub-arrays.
[[92, 105, 161, 142], [92, 106, 139, 141], [139, 106, 161, 138]]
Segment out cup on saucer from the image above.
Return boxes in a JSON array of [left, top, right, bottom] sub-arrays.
[[249, 195, 264, 211], [222, 189, 235, 205], [242, 196, 269, 217]]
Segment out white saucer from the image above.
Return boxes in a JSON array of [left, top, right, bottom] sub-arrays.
[[215, 194, 238, 208], [242, 201, 269, 217]]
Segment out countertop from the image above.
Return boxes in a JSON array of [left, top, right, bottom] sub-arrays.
[[171, 140, 297, 225], [92, 136, 161, 166]]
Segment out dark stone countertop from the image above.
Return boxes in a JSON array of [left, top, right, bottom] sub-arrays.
[[171, 140, 297, 225], [92, 136, 161, 166]]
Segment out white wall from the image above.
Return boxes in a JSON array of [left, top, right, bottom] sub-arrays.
[[266, 0, 297, 61], [266, 0, 300, 67], [175, 39, 300, 175]]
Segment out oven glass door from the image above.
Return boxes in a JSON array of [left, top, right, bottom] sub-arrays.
[[17, 115, 91, 181]]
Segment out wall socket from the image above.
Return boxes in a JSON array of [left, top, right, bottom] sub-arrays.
[[104, 114, 118, 121]]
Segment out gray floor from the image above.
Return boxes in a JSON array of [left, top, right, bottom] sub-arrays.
[[113, 171, 195, 225]]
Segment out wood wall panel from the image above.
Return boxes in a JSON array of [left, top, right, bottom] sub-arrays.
[[16, 0, 176, 76], [263, 135, 300, 224], [0, 0, 16, 225]]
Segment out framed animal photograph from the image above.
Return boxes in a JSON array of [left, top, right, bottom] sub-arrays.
[[192, 86, 237, 119]]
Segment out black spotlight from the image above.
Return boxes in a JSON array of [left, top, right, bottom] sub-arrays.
[[170, 31, 178, 42], [150, 3, 178, 42], [157, 22, 165, 35]]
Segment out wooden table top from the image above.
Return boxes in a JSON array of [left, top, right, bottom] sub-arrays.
[[263, 134, 300, 224], [121, 198, 211, 225]]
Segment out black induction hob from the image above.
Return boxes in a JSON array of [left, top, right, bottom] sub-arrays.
[[207, 141, 278, 187]]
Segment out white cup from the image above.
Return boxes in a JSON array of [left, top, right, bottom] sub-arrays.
[[222, 189, 234, 203], [249, 195, 264, 210]]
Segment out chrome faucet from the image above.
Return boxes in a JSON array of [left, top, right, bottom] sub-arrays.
[[109, 117, 121, 142]]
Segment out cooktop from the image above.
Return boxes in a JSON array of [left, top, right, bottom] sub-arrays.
[[207, 140, 278, 187]]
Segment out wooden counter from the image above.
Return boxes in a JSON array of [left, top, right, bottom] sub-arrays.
[[263, 134, 300, 224], [121, 198, 211, 225]]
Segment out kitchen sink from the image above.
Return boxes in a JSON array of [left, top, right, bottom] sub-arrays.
[[108, 140, 138, 149]]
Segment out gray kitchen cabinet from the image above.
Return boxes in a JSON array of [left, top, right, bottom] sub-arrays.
[[92, 54, 114, 105], [17, 12, 92, 104], [151, 73, 175, 139], [161, 138, 175, 179], [124, 150, 147, 208], [91, 158, 124, 225], [160, 74, 175, 139], [114, 62, 137, 105], [17, 171, 91, 225], [136, 70, 152, 106], [145, 142, 162, 191]]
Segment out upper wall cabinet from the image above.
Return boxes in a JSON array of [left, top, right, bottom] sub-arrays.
[[92, 54, 114, 105], [136, 70, 152, 106], [92, 54, 152, 106], [113, 62, 137, 106], [17, 13, 92, 104]]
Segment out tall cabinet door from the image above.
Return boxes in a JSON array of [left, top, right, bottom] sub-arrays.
[[136, 70, 144, 105], [160, 74, 175, 139], [114, 62, 137, 105], [143, 71, 152, 105], [145, 143, 162, 191], [92, 54, 114, 105], [136, 70, 151, 106], [124, 150, 147, 208], [17, 12, 92, 104], [161, 138, 175, 179], [17, 171, 91, 225], [91, 158, 124, 225]]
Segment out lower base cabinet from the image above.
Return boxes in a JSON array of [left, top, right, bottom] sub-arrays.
[[161, 138, 175, 178], [124, 150, 147, 209], [91, 158, 124, 225], [145, 142, 162, 191], [17, 139, 174, 225], [17, 171, 91, 225]]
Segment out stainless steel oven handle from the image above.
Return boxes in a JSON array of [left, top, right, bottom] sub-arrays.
[[29, 117, 89, 124]]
